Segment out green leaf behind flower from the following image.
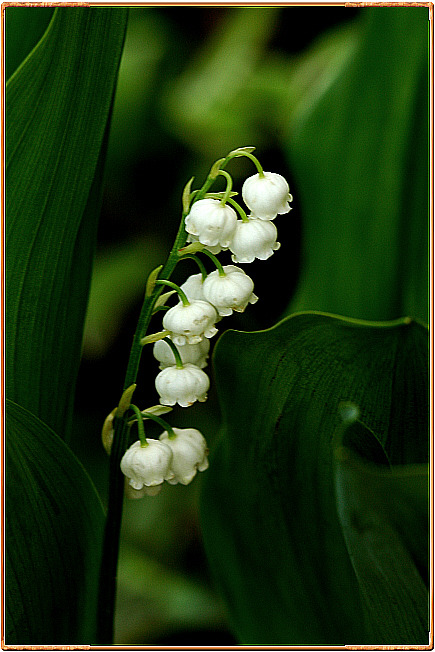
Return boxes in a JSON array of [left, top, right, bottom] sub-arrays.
[[201, 312, 428, 644], [285, 8, 429, 323]]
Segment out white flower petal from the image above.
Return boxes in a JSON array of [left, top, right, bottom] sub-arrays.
[[155, 364, 210, 407], [163, 300, 218, 345], [242, 172, 292, 220], [180, 273, 206, 302], [120, 439, 174, 492], [153, 338, 210, 370], [185, 198, 237, 248], [229, 218, 280, 264], [203, 265, 258, 316], [160, 428, 209, 485]]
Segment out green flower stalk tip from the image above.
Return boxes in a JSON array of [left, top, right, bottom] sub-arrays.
[[182, 176, 195, 214], [178, 242, 205, 256], [209, 157, 226, 179], [117, 383, 137, 418], [228, 146, 256, 156], [154, 290, 176, 310], [146, 264, 163, 297], [140, 330, 171, 346]]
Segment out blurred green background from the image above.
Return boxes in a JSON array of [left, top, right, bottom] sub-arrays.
[[6, 5, 428, 645]]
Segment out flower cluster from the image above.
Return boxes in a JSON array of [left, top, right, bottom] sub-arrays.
[[185, 169, 292, 262], [121, 428, 209, 497], [107, 149, 292, 498]]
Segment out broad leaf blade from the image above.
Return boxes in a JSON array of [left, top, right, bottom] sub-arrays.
[[284, 8, 429, 323], [201, 313, 428, 644], [335, 438, 428, 642], [5, 399, 105, 644], [5, 7, 54, 80], [6, 7, 128, 438]]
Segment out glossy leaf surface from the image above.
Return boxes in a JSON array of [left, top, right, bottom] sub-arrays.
[[5, 400, 105, 644], [201, 313, 428, 644], [6, 7, 128, 438], [5, 6, 54, 80], [335, 427, 428, 643]]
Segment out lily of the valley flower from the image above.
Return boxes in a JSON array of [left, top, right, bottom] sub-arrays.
[[229, 218, 280, 263], [124, 480, 162, 499], [155, 363, 210, 407], [159, 427, 209, 485], [202, 265, 258, 316], [163, 299, 218, 345], [242, 171, 292, 220], [185, 198, 237, 248], [186, 233, 224, 255], [153, 337, 210, 370], [120, 439, 174, 493], [180, 273, 206, 302]]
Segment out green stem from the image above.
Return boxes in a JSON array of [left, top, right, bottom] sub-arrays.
[[218, 169, 233, 205], [201, 249, 226, 277], [129, 404, 147, 447], [155, 279, 189, 306], [232, 150, 264, 177], [178, 253, 208, 281], [96, 150, 236, 644], [226, 196, 249, 223], [141, 409, 176, 438], [163, 336, 184, 369]]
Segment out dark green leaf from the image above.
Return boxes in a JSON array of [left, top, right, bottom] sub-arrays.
[[5, 399, 105, 644], [201, 313, 428, 644], [5, 7, 54, 80], [6, 7, 128, 438], [335, 448, 429, 645], [335, 438, 428, 643], [284, 8, 429, 323]]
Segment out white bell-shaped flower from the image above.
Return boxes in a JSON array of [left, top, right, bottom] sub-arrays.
[[186, 233, 225, 255], [229, 218, 281, 263], [163, 300, 218, 345], [120, 439, 174, 492], [180, 273, 206, 302], [124, 479, 162, 499], [159, 428, 209, 485], [202, 265, 258, 316], [153, 338, 210, 370], [155, 363, 210, 407], [242, 171, 292, 220], [185, 198, 237, 248]]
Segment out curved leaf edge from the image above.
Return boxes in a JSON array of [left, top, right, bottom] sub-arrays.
[[6, 398, 105, 512]]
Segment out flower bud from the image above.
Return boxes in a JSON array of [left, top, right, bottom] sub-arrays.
[[185, 198, 237, 248], [202, 265, 258, 316], [120, 439, 174, 491], [242, 171, 292, 220], [153, 338, 210, 370], [101, 407, 117, 454], [160, 428, 209, 485], [229, 218, 280, 263], [155, 363, 210, 407], [162, 300, 218, 346]]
